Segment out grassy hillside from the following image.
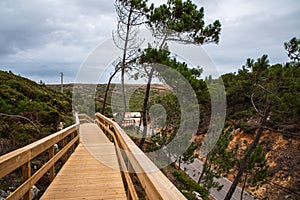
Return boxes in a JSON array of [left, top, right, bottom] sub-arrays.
[[0, 70, 73, 155]]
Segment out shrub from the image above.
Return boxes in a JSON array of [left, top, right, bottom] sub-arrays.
[[172, 170, 208, 199]]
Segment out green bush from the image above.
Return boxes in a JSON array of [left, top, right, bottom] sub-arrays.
[[38, 111, 61, 125], [172, 170, 208, 199], [0, 70, 73, 155]]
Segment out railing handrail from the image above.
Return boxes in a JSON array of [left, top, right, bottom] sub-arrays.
[[95, 113, 186, 200], [0, 122, 80, 200], [78, 113, 94, 123]]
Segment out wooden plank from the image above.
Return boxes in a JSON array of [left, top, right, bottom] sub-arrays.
[[48, 146, 55, 181], [62, 138, 67, 163], [71, 132, 75, 152], [41, 123, 126, 200]]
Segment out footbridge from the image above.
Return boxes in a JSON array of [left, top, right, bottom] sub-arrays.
[[0, 113, 186, 200]]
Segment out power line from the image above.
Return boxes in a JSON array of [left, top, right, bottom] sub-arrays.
[[60, 72, 64, 93]]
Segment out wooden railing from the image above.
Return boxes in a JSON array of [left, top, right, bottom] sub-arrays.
[[0, 123, 80, 200], [95, 113, 186, 200], [78, 113, 94, 123]]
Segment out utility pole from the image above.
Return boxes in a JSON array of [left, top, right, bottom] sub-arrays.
[[60, 72, 63, 93]]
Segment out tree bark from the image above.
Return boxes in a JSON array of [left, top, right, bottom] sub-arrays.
[[224, 109, 269, 200], [102, 68, 120, 114], [138, 35, 168, 149], [138, 67, 154, 149], [198, 156, 208, 184], [136, 115, 142, 134], [241, 173, 248, 200], [120, 8, 133, 122]]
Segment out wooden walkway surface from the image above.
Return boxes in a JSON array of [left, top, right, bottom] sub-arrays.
[[41, 123, 126, 200]]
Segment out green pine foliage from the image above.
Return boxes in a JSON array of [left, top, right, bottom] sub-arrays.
[[198, 127, 238, 191], [170, 167, 209, 200], [223, 56, 300, 135], [284, 37, 300, 62], [246, 145, 269, 187], [147, 0, 221, 44]]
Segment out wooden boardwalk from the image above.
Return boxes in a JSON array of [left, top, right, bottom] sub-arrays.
[[41, 123, 126, 200]]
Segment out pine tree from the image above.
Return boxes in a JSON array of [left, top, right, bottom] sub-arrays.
[[138, 0, 221, 149], [240, 145, 268, 200], [198, 127, 238, 191], [113, 0, 149, 121]]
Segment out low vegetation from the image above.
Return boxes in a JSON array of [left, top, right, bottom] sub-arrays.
[[0, 70, 73, 155]]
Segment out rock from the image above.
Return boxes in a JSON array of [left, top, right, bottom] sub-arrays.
[[8, 187, 15, 191], [57, 122, 64, 130], [192, 191, 203, 200], [31, 185, 40, 200], [234, 128, 241, 135], [54, 143, 59, 153], [0, 189, 8, 198], [285, 194, 292, 199]]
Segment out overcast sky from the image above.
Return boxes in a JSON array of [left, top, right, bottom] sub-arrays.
[[0, 0, 299, 83]]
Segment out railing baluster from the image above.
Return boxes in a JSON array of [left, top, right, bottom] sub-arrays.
[[48, 146, 55, 181], [62, 138, 67, 163], [22, 161, 31, 200], [71, 131, 75, 152]]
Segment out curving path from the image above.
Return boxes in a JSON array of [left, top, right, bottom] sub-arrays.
[[41, 123, 126, 200]]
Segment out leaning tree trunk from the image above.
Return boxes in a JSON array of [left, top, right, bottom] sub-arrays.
[[224, 109, 269, 200], [138, 35, 167, 149], [241, 173, 248, 200], [198, 156, 209, 184], [138, 67, 154, 149], [102, 68, 120, 114], [120, 8, 133, 122]]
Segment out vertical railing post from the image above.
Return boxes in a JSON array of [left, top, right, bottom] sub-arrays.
[[62, 138, 67, 163], [71, 131, 75, 152], [127, 161, 134, 200], [22, 161, 31, 200], [49, 145, 55, 181]]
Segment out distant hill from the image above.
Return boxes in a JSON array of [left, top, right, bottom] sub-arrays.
[[48, 83, 171, 116], [0, 70, 73, 155]]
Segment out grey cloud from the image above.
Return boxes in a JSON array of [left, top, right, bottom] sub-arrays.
[[0, 0, 299, 83], [74, 0, 115, 15], [0, 0, 117, 83], [0, 0, 116, 57], [201, 0, 300, 74], [0, 3, 55, 57]]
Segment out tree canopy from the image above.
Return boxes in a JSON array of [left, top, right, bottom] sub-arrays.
[[147, 0, 221, 44]]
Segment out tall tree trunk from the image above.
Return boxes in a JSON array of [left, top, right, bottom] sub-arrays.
[[198, 156, 209, 184], [120, 9, 133, 122], [138, 35, 168, 149], [138, 67, 154, 149], [178, 156, 182, 169], [102, 68, 120, 114], [137, 115, 142, 134], [241, 173, 248, 200], [160, 130, 166, 148], [224, 109, 269, 200]]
